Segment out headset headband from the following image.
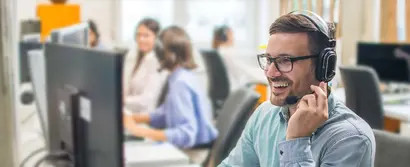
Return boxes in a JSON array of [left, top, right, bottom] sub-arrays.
[[289, 10, 335, 47]]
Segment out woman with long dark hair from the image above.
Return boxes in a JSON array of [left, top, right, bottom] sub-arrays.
[[123, 18, 168, 114]]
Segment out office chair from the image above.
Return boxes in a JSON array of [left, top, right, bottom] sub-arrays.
[[339, 65, 384, 129], [203, 87, 260, 167], [200, 49, 231, 118], [373, 129, 410, 167]]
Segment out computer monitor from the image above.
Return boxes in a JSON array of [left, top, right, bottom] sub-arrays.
[[50, 22, 88, 47], [19, 41, 43, 83], [357, 42, 410, 83], [22, 33, 41, 42], [27, 49, 48, 141], [45, 43, 124, 167], [20, 19, 41, 40]]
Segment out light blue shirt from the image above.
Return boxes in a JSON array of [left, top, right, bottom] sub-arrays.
[[219, 93, 375, 167], [149, 67, 218, 149]]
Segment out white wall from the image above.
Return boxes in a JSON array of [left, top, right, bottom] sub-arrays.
[[16, 0, 284, 49], [17, 0, 118, 46]]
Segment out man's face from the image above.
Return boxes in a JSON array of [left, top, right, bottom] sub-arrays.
[[265, 32, 318, 106]]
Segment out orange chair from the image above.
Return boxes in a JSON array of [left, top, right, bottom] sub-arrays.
[[36, 3, 81, 42], [246, 82, 268, 110]]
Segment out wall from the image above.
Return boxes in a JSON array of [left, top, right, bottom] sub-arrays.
[[17, 0, 118, 46], [0, 0, 18, 165], [340, 0, 380, 65]]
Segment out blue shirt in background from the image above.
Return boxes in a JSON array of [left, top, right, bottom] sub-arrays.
[[219, 93, 375, 167], [149, 67, 218, 149]]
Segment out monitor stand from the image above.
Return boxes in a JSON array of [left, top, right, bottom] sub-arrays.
[[47, 85, 85, 167]]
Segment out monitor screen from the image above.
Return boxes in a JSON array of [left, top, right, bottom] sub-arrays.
[[45, 43, 124, 167], [50, 22, 88, 47], [357, 42, 410, 83], [22, 33, 41, 42], [20, 19, 41, 39]]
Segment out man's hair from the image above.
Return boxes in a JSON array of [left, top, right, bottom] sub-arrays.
[[159, 26, 197, 70], [269, 14, 335, 57]]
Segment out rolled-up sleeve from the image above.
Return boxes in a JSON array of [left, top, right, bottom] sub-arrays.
[[278, 135, 373, 167], [149, 105, 166, 129], [163, 82, 197, 149]]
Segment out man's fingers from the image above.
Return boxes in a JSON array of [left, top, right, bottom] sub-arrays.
[[298, 97, 308, 109], [310, 82, 327, 111], [302, 94, 317, 110], [319, 82, 327, 92]]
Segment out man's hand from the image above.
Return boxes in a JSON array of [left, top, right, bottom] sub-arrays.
[[286, 82, 329, 140]]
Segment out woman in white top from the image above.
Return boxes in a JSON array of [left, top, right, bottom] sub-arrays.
[[88, 19, 106, 49], [212, 25, 266, 91], [123, 18, 168, 113]]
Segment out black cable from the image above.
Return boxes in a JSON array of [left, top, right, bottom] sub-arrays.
[[19, 147, 46, 167]]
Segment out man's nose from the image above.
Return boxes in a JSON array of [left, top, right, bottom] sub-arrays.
[[265, 63, 282, 77]]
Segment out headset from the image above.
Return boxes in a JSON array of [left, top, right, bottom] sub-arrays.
[[214, 25, 230, 42], [154, 38, 179, 72], [289, 10, 337, 83], [283, 10, 337, 105]]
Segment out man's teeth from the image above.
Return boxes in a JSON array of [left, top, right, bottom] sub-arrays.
[[273, 82, 289, 87]]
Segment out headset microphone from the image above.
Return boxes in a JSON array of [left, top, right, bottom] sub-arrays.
[[285, 96, 300, 105]]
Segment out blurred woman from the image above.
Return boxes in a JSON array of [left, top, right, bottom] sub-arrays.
[[212, 25, 234, 50], [123, 18, 168, 113], [123, 25, 218, 163], [212, 25, 265, 90], [87, 19, 105, 49]]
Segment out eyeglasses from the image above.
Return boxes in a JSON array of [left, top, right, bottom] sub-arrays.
[[257, 53, 318, 72]]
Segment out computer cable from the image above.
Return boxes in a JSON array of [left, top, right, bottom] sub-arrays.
[[19, 147, 46, 167]]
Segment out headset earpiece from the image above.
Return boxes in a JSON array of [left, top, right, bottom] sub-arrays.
[[315, 48, 337, 82], [290, 10, 338, 82]]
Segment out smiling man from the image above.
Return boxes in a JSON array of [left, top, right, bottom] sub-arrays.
[[217, 11, 375, 167]]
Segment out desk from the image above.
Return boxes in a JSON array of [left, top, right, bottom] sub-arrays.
[[334, 88, 410, 122], [125, 141, 190, 167], [334, 88, 410, 137]]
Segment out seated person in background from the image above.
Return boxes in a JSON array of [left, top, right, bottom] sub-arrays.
[[87, 19, 105, 49], [123, 18, 168, 113], [218, 11, 375, 167], [123, 26, 218, 161], [212, 25, 265, 90]]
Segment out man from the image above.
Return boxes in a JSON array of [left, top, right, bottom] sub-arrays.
[[218, 11, 375, 167]]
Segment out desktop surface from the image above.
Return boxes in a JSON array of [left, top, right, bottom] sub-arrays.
[[124, 141, 190, 167], [333, 88, 410, 122]]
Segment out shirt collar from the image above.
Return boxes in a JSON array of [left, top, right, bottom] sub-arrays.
[[168, 67, 185, 83]]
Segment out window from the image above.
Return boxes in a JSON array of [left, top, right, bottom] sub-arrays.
[[120, 0, 174, 43], [397, 0, 406, 41], [120, 0, 257, 51], [185, 0, 251, 47]]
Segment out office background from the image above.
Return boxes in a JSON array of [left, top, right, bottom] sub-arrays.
[[1, 0, 410, 166]]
